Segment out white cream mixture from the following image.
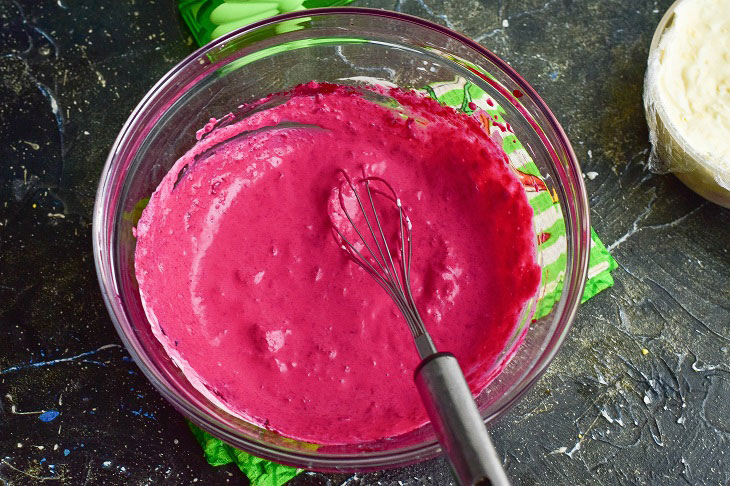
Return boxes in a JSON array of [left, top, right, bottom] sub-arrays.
[[653, 0, 730, 172]]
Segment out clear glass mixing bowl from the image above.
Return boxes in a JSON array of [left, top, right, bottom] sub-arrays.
[[93, 8, 590, 472]]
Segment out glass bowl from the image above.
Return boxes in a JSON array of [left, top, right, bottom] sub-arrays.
[[93, 8, 590, 472]]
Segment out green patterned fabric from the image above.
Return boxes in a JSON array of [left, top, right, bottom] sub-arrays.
[[189, 423, 302, 485], [422, 78, 617, 321], [189, 79, 617, 485], [177, 0, 356, 46]]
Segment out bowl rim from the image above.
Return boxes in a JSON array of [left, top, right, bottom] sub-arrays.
[[93, 6, 590, 471]]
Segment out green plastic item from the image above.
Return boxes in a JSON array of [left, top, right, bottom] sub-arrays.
[[177, 0, 355, 46]]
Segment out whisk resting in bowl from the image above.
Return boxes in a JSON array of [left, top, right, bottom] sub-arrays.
[[331, 169, 511, 486]]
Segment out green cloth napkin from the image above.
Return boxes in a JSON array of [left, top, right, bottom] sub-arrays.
[[188, 79, 617, 485], [189, 423, 303, 485], [177, 0, 356, 46]]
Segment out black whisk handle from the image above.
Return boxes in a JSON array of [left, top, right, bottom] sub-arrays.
[[414, 353, 510, 486]]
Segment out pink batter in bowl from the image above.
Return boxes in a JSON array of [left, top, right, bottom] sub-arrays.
[[93, 8, 590, 472]]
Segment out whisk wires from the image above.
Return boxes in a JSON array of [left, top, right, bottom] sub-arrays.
[[332, 170, 437, 359]]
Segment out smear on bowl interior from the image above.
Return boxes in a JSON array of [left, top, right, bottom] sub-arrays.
[[134, 82, 541, 444]]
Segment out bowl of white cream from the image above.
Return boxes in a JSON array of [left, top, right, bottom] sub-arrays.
[[644, 0, 730, 208]]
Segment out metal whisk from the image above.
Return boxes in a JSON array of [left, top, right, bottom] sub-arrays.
[[332, 170, 511, 486]]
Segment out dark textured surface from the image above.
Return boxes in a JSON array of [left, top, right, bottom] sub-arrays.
[[1, 0, 728, 484]]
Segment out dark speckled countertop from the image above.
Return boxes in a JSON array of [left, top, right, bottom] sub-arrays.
[[1, 0, 728, 484]]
